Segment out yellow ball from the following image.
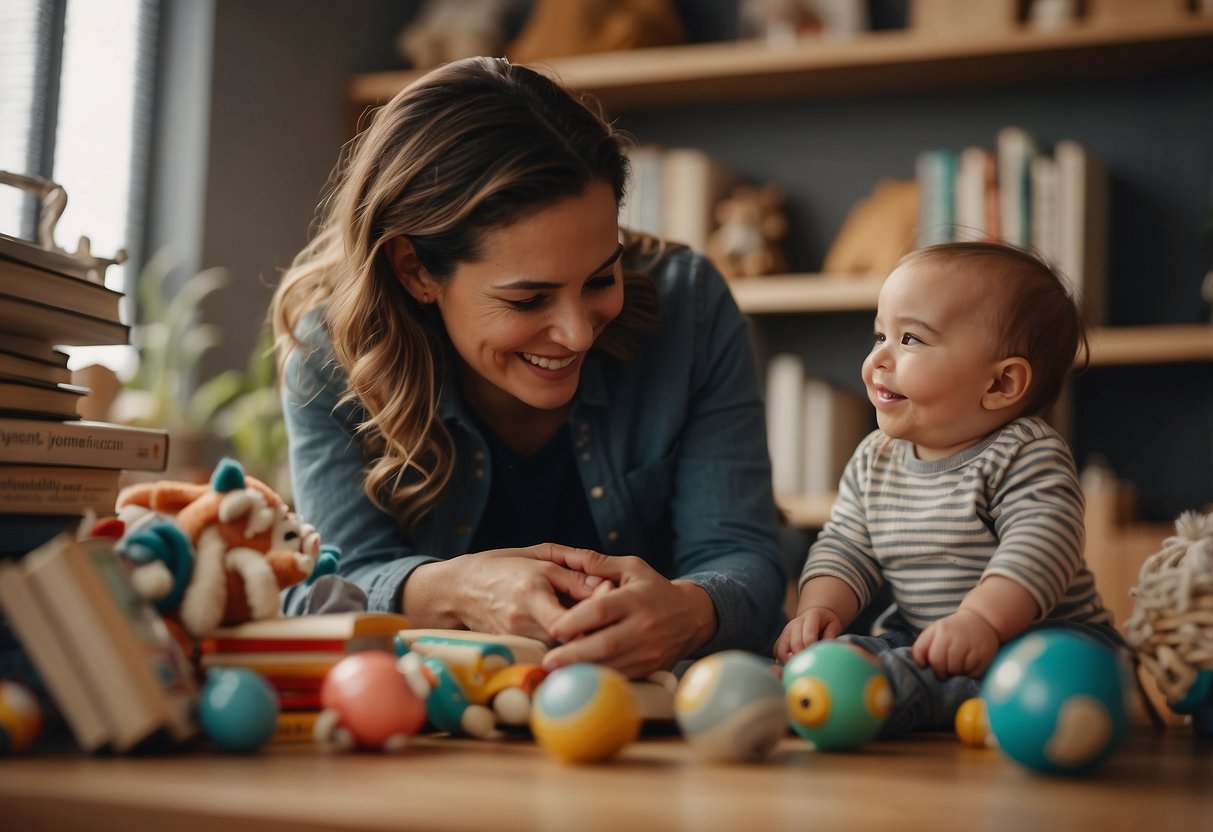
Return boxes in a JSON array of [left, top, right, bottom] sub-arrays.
[[0, 682, 42, 754], [955, 697, 991, 748], [531, 664, 640, 763]]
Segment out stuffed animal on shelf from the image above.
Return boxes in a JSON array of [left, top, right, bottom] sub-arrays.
[[102, 458, 336, 640], [1123, 510, 1213, 736], [396, 0, 523, 70], [822, 178, 918, 277], [505, 0, 685, 64], [705, 183, 789, 280]]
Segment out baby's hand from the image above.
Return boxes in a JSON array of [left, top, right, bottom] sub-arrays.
[[773, 607, 843, 663], [911, 610, 1001, 680]]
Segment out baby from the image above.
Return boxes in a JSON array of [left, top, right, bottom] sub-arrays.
[[776, 241, 1118, 734]]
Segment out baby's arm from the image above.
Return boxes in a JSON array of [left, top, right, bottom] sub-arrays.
[[774, 575, 861, 662], [911, 575, 1040, 679]]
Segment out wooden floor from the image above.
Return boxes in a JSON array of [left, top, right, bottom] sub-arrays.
[[0, 724, 1209, 831]]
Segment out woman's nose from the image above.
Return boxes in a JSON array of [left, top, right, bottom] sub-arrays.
[[548, 302, 594, 352]]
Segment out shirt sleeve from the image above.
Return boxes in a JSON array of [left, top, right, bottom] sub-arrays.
[[799, 431, 884, 609], [665, 255, 788, 656], [278, 330, 439, 615], [983, 433, 1085, 617]]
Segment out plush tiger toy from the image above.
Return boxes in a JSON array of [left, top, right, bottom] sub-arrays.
[[108, 458, 334, 638]]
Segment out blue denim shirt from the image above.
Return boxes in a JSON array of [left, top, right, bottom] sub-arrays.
[[280, 248, 786, 656]]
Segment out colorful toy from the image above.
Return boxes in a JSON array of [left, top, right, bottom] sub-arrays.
[[396, 629, 548, 735], [109, 458, 326, 638], [198, 667, 280, 753], [981, 629, 1133, 775], [530, 663, 640, 763], [674, 650, 786, 761], [314, 651, 427, 751], [782, 641, 892, 750], [1123, 510, 1213, 737], [0, 681, 42, 754], [954, 697, 993, 748]]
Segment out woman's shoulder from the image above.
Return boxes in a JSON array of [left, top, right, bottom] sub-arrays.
[[633, 245, 736, 325], [282, 306, 343, 390]]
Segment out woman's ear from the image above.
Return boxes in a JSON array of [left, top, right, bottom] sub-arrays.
[[982, 357, 1032, 413], [386, 237, 435, 305]]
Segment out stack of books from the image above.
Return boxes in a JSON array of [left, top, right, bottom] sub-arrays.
[[0, 533, 198, 752], [0, 232, 168, 555], [198, 612, 411, 743]]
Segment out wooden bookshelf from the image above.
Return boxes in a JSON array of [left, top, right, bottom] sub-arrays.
[[728, 274, 1213, 366], [349, 17, 1213, 112]]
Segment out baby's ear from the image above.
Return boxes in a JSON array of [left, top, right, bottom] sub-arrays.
[[983, 357, 1031, 412]]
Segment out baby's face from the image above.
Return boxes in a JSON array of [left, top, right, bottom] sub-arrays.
[[862, 260, 1010, 460]]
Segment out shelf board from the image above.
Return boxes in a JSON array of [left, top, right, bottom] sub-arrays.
[[728, 272, 884, 313], [349, 17, 1213, 112], [730, 275, 1213, 366], [1087, 324, 1213, 366]]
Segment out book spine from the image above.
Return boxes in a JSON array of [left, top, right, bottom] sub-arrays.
[[0, 419, 168, 470], [0, 466, 119, 514]]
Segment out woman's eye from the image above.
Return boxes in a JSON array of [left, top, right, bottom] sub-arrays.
[[507, 295, 546, 311], [586, 274, 617, 292]]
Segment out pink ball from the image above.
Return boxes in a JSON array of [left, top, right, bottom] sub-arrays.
[[321, 651, 427, 749]]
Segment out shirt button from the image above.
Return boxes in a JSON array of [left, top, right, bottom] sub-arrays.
[[607, 530, 619, 542], [474, 468, 485, 479], [590, 486, 605, 499], [580, 452, 591, 462], [455, 522, 470, 535], [579, 422, 590, 433], [473, 451, 486, 461]]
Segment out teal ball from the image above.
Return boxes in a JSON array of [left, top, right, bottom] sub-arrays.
[[782, 641, 892, 750], [199, 668, 280, 753], [982, 630, 1132, 774]]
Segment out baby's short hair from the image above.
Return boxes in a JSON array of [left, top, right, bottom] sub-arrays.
[[895, 241, 1089, 417]]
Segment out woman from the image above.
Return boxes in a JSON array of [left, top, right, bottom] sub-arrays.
[[272, 56, 784, 678]]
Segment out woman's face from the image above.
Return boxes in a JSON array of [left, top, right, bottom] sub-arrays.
[[433, 180, 624, 420]]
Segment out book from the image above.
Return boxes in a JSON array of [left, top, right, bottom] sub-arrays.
[[0, 332, 69, 366], [0, 293, 129, 347], [620, 143, 664, 238], [0, 417, 169, 471], [0, 465, 122, 514], [801, 378, 872, 495], [21, 534, 198, 750], [0, 349, 72, 387], [660, 147, 740, 252], [997, 126, 1037, 248], [0, 378, 89, 420], [765, 353, 805, 496], [1030, 152, 1060, 270], [0, 232, 98, 282], [272, 709, 320, 744], [915, 148, 958, 246], [0, 254, 122, 323], [953, 146, 1000, 243], [0, 561, 112, 751], [1055, 138, 1110, 325]]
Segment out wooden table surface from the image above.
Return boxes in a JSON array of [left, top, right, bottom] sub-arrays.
[[1, 726, 1209, 831]]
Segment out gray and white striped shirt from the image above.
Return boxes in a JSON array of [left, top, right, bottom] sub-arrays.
[[801, 416, 1111, 635]]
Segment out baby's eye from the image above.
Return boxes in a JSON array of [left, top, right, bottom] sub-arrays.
[[900, 333, 922, 346], [872, 332, 886, 345]]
